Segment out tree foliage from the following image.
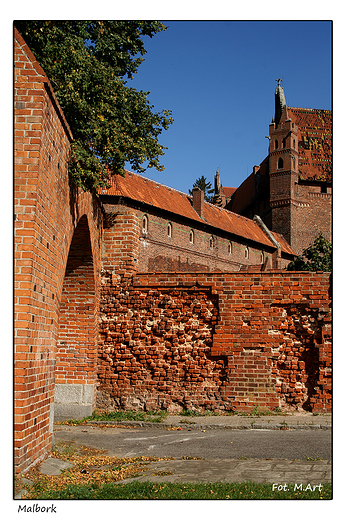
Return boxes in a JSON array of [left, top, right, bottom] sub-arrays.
[[287, 233, 332, 272], [189, 175, 214, 202], [15, 20, 173, 192]]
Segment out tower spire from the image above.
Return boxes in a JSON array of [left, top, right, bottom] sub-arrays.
[[274, 78, 287, 127]]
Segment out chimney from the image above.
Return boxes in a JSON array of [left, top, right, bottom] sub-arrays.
[[192, 187, 204, 218]]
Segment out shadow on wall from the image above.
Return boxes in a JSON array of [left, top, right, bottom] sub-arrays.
[[54, 215, 98, 421]]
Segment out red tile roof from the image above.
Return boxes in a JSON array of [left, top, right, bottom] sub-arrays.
[[228, 161, 268, 215], [229, 170, 257, 214], [222, 186, 237, 198], [101, 170, 295, 255], [287, 107, 332, 181]]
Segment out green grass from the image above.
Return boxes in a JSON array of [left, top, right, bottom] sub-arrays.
[[179, 406, 294, 417], [56, 409, 169, 425], [180, 409, 220, 417], [26, 480, 332, 500]]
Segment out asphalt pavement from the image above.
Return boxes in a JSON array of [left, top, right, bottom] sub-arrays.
[[15, 412, 332, 498]]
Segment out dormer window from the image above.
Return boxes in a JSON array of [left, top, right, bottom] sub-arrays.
[[142, 214, 148, 234]]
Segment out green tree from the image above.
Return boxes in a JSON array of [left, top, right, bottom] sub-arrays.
[[287, 233, 332, 272], [189, 175, 214, 202], [15, 20, 173, 192]]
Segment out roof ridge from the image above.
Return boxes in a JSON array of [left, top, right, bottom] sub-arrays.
[[123, 170, 268, 227], [123, 169, 191, 198], [288, 106, 331, 113], [205, 199, 261, 223]]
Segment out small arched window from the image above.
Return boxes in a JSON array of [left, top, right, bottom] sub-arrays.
[[245, 246, 249, 259], [189, 229, 194, 244], [167, 222, 172, 238], [228, 241, 232, 255], [209, 236, 215, 250], [275, 139, 279, 149], [282, 138, 286, 148], [278, 157, 284, 169], [260, 251, 264, 264], [293, 139, 296, 149], [142, 214, 148, 234]]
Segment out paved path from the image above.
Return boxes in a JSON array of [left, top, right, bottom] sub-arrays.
[[15, 413, 332, 498], [118, 457, 331, 485], [36, 455, 331, 485], [53, 424, 331, 460]]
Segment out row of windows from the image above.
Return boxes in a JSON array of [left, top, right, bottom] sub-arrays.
[[142, 215, 264, 260]]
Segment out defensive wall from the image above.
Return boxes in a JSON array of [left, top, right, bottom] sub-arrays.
[[14, 29, 103, 473], [14, 29, 332, 474], [98, 270, 331, 415]]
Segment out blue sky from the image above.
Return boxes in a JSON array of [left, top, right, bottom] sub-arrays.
[[125, 20, 332, 194]]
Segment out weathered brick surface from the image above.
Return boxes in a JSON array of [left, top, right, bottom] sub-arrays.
[[98, 271, 331, 413], [14, 29, 103, 473]]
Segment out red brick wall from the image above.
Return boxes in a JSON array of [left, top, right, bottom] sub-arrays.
[[290, 186, 332, 255], [56, 215, 99, 386], [98, 271, 331, 413], [102, 209, 141, 275], [14, 29, 103, 473]]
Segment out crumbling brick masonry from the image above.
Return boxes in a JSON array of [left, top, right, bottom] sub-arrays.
[[97, 271, 331, 414]]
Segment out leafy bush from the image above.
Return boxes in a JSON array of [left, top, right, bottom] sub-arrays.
[[287, 233, 332, 272]]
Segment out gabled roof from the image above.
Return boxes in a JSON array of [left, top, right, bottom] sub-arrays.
[[101, 170, 295, 255], [287, 107, 332, 181], [222, 186, 237, 198], [227, 161, 268, 215], [229, 169, 257, 214]]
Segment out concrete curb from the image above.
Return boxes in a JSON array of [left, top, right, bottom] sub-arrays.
[[86, 418, 331, 431]]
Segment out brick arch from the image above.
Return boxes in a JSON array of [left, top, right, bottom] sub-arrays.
[[54, 214, 98, 421]]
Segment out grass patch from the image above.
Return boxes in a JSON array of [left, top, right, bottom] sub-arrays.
[[23, 480, 332, 500], [56, 409, 168, 425]]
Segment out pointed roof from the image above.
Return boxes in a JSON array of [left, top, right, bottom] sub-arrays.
[[275, 79, 287, 126]]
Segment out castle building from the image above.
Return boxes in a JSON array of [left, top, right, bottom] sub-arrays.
[[217, 81, 332, 255], [100, 170, 295, 273]]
